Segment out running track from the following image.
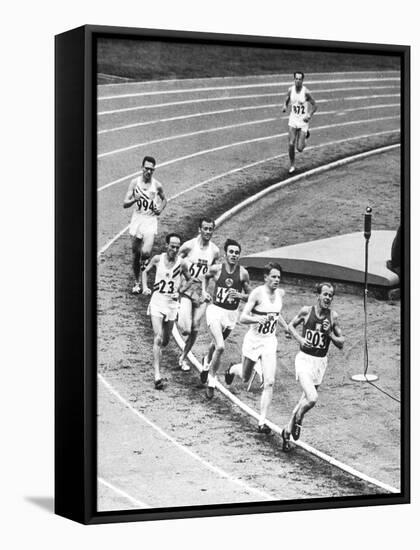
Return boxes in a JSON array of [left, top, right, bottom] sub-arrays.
[[96, 70, 400, 510]]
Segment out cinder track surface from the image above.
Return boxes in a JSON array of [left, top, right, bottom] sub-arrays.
[[96, 71, 401, 511]]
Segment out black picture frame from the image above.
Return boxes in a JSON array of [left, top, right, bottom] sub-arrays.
[[55, 24, 410, 525]]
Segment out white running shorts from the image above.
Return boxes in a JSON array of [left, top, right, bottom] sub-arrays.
[[206, 303, 238, 331], [129, 212, 158, 240], [288, 114, 309, 132], [147, 292, 179, 322], [242, 332, 277, 381], [295, 351, 328, 386]]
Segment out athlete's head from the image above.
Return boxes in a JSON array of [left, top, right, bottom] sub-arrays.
[[315, 282, 335, 309], [165, 233, 181, 258], [263, 262, 282, 289], [141, 156, 156, 182], [294, 71, 304, 89], [224, 238, 241, 265], [198, 217, 215, 242]]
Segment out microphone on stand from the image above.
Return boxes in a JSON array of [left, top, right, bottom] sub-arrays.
[[364, 207, 372, 240], [352, 206, 378, 382]]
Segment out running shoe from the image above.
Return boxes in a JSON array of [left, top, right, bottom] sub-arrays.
[[180, 361, 191, 372], [154, 379, 164, 390], [291, 413, 303, 440], [281, 428, 292, 452], [179, 355, 190, 371], [257, 424, 271, 435], [132, 282, 141, 294], [224, 364, 235, 385], [288, 166, 296, 174]]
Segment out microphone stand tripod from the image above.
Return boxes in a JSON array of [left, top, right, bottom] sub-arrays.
[[351, 207, 379, 382]]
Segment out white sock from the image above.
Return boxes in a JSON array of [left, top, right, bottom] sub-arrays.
[[207, 374, 216, 388], [230, 363, 243, 378]]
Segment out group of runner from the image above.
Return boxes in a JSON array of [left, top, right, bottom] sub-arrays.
[[121, 72, 343, 451]]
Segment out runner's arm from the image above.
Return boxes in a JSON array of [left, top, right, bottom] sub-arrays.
[[180, 259, 193, 284], [154, 181, 167, 215], [282, 88, 291, 112], [277, 289, 290, 334], [202, 264, 219, 300], [288, 306, 311, 347], [141, 255, 159, 294], [178, 240, 193, 259], [212, 245, 221, 264], [277, 312, 290, 333], [238, 267, 251, 302], [304, 91, 318, 121], [123, 179, 137, 209], [239, 289, 262, 325], [328, 311, 345, 349]]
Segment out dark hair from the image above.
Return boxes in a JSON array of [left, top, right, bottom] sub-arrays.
[[315, 281, 335, 295], [166, 232, 182, 244], [142, 155, 156, 167], [294, 71, 305, 80], [224, 238, 241, 253], [199, 217, 215, 229], [263, 262, 282, 276]]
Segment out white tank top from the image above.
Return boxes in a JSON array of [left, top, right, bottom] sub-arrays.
[[186, 238, 218, 282], [133, 176, 158, 217], [249, 287, 284, 338], [152, 254, 182, 297], [289, 85, 309, 122]]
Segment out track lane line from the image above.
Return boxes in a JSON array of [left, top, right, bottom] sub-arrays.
[[98, 70, 400, 89], [171, 144, 401, 495], [99, 374, 274, 501], [97, 128, 399, 257], [98, 88, 399, 116], [99, 77, 399, 100], [98, 116, 277, 159], [99, 144, 400, 496], [98, 477, 151, 508], [97, 115, 399, 172], [99, 103, 399, 135]]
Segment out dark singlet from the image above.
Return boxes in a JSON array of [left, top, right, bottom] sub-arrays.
[[212, 263, 242, 311], [301, 306, 332, 358]]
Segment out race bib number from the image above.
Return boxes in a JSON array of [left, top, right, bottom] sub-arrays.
[[258, 315, 278, 335], [293, 104, 306, 115], [189, 260, 208, 279], [304, 329, 327, 349], [136, 197, 155, 213], [215, 286, 235, 304], [155, 279, 175, 294]]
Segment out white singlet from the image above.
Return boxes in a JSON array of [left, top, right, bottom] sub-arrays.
[[185, 238, 219, 282], [242, 287, 284, 372], [248, 287, 284, 339], [129, 176, 159, 239], [148, 254, 182, 321], [288, 85, 310, 130]]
